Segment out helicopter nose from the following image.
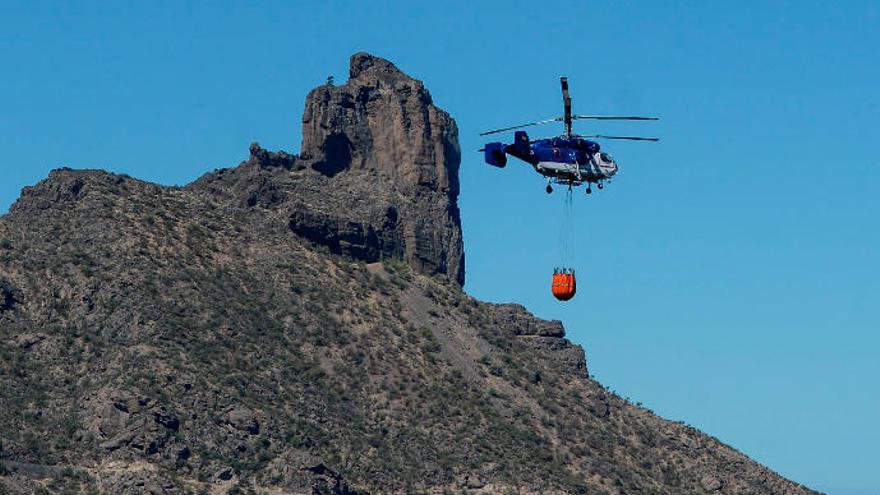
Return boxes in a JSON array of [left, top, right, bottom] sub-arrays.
[[595, 152, 618, 177], [605, 162, 618, 177]]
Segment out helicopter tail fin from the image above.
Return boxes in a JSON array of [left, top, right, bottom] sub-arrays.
[[484, 142, 507, 168], [512, 131, 531, 156]]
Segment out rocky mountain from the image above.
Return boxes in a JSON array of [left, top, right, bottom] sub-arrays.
[[0, 53, 819, 495]]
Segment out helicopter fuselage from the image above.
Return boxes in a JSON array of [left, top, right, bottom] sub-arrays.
[[484, 131, 618, 186], [480, 76, 656, 191]]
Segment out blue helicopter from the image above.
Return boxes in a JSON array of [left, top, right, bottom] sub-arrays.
[[481, 77, 659, 194]]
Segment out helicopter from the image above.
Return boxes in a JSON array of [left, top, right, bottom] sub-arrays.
[[480, 77, 659, 194]]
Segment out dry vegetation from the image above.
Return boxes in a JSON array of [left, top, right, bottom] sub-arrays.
[[0, 166, 819, 495]]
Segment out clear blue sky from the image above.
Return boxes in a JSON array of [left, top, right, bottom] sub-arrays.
[[2, 2, 878, 493]]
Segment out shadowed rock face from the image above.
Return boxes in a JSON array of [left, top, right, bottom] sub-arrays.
[[299, 52, 464, 285], [0, 278, 19, 312]]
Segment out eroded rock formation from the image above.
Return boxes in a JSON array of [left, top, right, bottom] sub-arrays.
[[297, 52, 464, 285]]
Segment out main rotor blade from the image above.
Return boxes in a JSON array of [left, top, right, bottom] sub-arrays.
[[573, 115, 659, 121], [583, 134, 660, 141], [561, 77, 572, 137], [479, 117, 561, 136]]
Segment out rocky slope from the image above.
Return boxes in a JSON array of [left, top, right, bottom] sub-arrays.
[[0, 53, 819, 494]]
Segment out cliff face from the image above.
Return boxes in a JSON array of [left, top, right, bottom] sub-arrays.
[[297, 53, 464, 286], [0, 54, 818, 495]]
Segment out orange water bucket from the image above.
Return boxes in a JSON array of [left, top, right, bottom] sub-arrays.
[[551, 270, 576, 301]]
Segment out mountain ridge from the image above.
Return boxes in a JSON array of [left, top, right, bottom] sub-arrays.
[[0, 53, 819, 495]]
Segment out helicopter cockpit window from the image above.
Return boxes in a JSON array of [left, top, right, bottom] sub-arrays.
[[600, 152, 613, 163]]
